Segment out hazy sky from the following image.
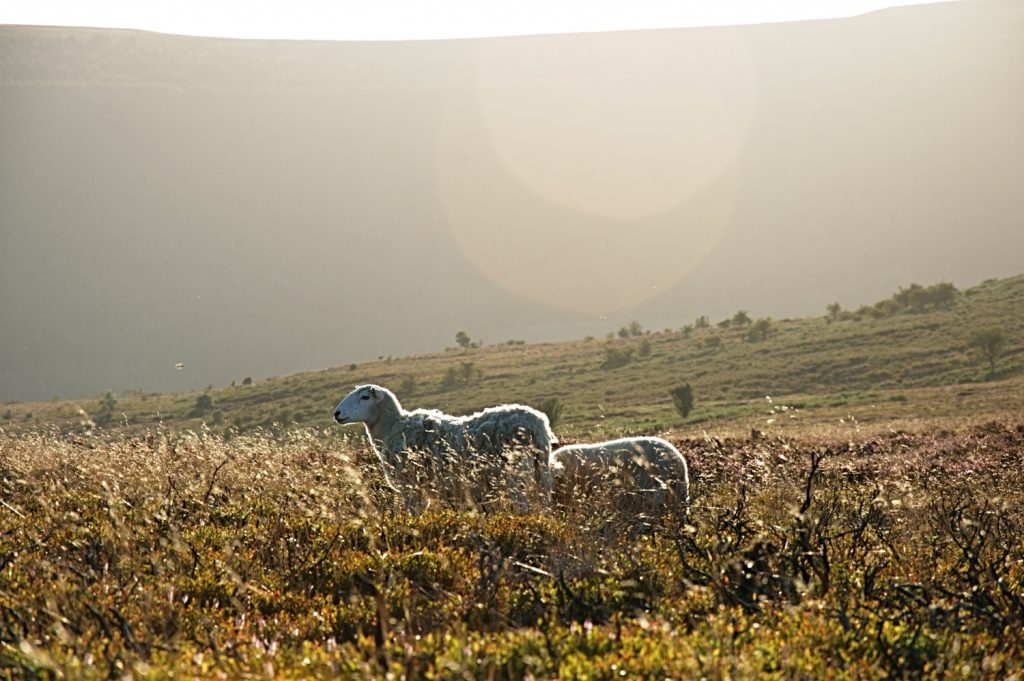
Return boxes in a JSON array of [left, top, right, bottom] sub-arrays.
[[3, 0, 1017, 402], [2, 0, 957, 40]]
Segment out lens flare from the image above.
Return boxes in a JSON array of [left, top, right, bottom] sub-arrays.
[[438, 31, 757, 314]]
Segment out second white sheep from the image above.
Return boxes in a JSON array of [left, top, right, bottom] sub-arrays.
[[551, 436, 689, 515]]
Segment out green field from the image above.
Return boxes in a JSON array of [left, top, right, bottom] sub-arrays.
[[1, 275, 1022, 678]]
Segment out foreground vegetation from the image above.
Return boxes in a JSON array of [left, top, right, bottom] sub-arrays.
[[2, 419, 1022, 678], [2, 274, 1021, 676], [3, 274, 1022, 438]]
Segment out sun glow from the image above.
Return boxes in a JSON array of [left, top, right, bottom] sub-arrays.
[[436, 27, 756, 316]]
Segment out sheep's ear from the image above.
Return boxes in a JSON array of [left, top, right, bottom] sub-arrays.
[[369, 386, 378, 399]]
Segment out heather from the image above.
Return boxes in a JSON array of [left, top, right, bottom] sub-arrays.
[[2, 421, 1022, 678]]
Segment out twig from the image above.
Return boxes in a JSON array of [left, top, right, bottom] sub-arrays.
[[203, 455, 232, 505], [0, 499, 24, 518], [513, 561, 552, 578], [800, 449, 826, 516]]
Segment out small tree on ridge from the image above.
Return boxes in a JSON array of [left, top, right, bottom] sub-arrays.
[[670, 384, 695, 419], [968, 327, 1007, 378]]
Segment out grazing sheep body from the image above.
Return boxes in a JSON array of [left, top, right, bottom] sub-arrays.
[[551, 436, 689, 514], [334, 384, 555, 509]]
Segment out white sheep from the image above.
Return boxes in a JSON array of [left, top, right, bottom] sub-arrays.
[[333, 384, 556, 510], [550, 436, 689, 515]]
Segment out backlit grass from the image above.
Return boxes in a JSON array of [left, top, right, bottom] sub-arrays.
[[1, 420, 1022, 678]]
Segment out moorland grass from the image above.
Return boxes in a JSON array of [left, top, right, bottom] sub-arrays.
[[1, 420, 1022, 678]]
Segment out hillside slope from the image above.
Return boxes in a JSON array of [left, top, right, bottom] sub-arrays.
[[5, 274, 1023, 437]]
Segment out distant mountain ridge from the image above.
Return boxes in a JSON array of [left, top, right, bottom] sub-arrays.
[[0, 24, 469, 90], [3, 1, 1020, 89], [2, 0, 1023, 401]]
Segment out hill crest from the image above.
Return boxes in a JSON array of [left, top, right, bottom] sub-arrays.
[[5, 273, 1022, 437]]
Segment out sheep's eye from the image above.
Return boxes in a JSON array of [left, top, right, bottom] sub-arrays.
[[361, 394, 370, 400]]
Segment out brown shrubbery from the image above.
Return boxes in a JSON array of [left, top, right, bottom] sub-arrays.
[[1, 422, 1022, 677]]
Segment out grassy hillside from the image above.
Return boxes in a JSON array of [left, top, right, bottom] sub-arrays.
[[4, 274, 1023, 438]]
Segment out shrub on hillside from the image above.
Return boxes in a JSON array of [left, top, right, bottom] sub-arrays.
[[703, 335, 723, 350], [968, 327, 1007, 378], [441, 362, 481, 390], [536, 397, 564, 429], [601, 346, 634, 369], [745, 318, 773, 342], [863, 281, 961, 319], [94, 391, 118, 426], [669, 383, 695, 418], [188, 393, 214, 417]]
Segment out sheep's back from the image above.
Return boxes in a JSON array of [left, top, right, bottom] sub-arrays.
[[381, 410, 464, 457], [553, 437, 689, 509], [461, 404, 554, 453]]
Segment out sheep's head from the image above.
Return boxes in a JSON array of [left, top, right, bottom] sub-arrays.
[[334, 384, 384, 425]]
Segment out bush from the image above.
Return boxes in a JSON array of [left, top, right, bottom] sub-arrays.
[[968, 327, 1007, 378], [871, 299, 902, 318], [90, 391, 119, 427], [669, 384, 695, 418], [601, 346, 634, 369], [703, 335, 722, 350], [441, 362, 481, 390], [745, 318, 773, 342], [868, 281, 960, 319], [189, 393, 214, 417], [536, 397, 564, 429], [617, 320, 643, 338], [894, 281, 958, 311]]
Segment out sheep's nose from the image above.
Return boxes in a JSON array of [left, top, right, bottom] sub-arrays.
[[334, 409, 342, 420]]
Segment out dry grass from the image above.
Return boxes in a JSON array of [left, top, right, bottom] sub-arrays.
[[2, 417, 1023, 678]]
